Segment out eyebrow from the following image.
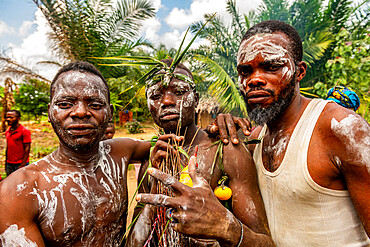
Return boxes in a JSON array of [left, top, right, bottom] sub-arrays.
[[260, 59, 286, 66], [54, 95, 107, 102], [54, 96, 76, 101], [237, 64, 251, 70]]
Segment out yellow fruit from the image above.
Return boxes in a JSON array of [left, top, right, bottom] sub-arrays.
[[179, 166, 193, 187], [214, 186, 232, 201]]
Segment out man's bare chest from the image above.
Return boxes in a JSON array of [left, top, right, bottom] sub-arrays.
[[34, 170, 128, 246], [261, 132, 291, 172]]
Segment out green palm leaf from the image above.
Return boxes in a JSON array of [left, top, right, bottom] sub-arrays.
[[303, 31, 333, 68], [194, 54, 247, 115], [171, 13, 216, 72]]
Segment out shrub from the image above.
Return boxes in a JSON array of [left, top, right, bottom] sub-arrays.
[[125, 120, 144, 134]]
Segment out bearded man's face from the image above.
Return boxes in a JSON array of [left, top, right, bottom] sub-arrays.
[[237, 32, 298, 125]]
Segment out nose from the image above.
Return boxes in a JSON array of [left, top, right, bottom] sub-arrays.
[[244, 69, 267, 90], [70, 102, 91, 118], [161, 92, 176, 108]]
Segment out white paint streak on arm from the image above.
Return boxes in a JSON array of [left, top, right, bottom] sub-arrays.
[[331, 114, 370, 172], [0, 224, 37, 247], [16, 182, 28, 193]]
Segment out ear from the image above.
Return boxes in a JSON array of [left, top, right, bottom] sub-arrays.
[[296, 61, 307, 83], [194, 91, 199, 107], [109, 104, 114, 122], [47, 103, 51, 123]]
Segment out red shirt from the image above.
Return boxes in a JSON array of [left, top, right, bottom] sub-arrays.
[[5, 124, 31, 164]]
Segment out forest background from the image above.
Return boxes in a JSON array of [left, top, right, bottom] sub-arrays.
[[0, 0, 369, 178]]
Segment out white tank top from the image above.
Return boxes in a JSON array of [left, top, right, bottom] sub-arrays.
[[253, 99, 370, 246]]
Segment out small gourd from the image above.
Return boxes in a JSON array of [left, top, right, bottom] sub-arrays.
[[179, 165, 193, 187]]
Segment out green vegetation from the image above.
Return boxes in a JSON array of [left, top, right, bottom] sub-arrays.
[[13, 79, 50, 122], [31, 143, 58, 163], [125, 120, 144, 134]]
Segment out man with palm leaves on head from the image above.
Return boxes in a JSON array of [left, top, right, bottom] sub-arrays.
[[128, 59, 274, 246]]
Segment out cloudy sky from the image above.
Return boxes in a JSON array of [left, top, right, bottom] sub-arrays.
[[0, 0, 262, 80]]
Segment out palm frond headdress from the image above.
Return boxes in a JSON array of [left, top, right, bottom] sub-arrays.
[[96, 13, 216, 92]]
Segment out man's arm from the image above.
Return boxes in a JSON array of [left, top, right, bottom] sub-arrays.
[[0, 170, 45, 246], [326, 109, 370, 235], [223, 143, 273, 243], [108, 138, 152, 163], [20, 128, 31, 168], [126, 159, 156, 246], [5, 147, 7, 164], [20, 143, 30, 168]]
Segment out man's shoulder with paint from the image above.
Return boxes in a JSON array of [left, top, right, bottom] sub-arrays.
[[321, 101, 368, 130], [319, 100, 370, 169], [1, 164, 38, 182], [0, 167, 40, 214]]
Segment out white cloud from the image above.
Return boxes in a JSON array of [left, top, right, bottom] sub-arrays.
[[165, 0, 261, 29], [0, 20, 15, 37], [6, 9, 59, 81], [146, 0, 262, 49], [150, 0, 162, 11], [141, 17, 162, 44], [18, 21, 34, 37]]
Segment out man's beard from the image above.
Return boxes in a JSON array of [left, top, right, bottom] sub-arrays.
[[51, 121, 107, 152], [244, 75, 297, 126]]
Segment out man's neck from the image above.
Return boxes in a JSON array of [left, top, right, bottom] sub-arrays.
[[53, 143, 100, 171], [266, 94, 309, 133], [10, 123, 20, 131]]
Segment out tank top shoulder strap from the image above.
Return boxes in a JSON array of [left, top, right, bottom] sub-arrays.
[[287, 99, 328, 153]]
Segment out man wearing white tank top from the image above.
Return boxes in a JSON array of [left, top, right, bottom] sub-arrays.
[[210, 20, 370, 246]]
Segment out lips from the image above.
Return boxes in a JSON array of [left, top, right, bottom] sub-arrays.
[[66, 124, 96, 135], [246, 91, 271, 104], [160, 111, 180, 121]]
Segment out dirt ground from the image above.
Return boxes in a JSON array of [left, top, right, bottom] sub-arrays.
[[0, 120, 158, 225]]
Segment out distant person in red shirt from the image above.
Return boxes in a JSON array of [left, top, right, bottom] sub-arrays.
[[5, 110, 31, 177]]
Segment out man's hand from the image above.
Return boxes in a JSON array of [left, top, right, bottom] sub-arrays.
[[206, 114, 251, 144], [136, 155, 241, 246], [150, 134, 183, 168]]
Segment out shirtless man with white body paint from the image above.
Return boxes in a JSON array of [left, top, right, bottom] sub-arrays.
[[0, 61, 152, 246], [129, 59, 275, 246], [209, 20, 370, 246]]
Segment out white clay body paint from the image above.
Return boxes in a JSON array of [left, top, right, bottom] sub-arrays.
[[181, 91, 195, 108], [237, 34, 288, 63], [0, 224, 37, 247], [331, 114, 370, 172], [266, 135, 288, 158], [147, 81, 195, 108], [16, 182, 28, 193], [237, 33, 295, 89], [56, 72, 108, 104], [24, 142, 127, 245]]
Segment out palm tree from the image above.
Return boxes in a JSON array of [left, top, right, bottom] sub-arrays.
[[190, 0, 248, 115], [0, 56, 51, 83], [257, 0, 359, 86], [33, 0, 155, 77], [32, 0, 156, 119]]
